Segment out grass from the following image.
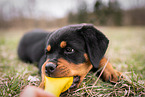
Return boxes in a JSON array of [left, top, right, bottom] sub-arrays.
[[0, 26, 145, 96]]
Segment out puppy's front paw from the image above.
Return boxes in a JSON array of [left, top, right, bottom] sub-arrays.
[[102, 69, 123, 83], [99, 57, 123, 83]]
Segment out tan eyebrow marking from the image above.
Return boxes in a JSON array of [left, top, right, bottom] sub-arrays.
[[84, 53, 89, 61], [47, 45, 51, 51], [60, 41, 67, 48]]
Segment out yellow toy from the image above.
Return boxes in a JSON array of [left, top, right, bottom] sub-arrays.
[[44, 76, 73, 97]]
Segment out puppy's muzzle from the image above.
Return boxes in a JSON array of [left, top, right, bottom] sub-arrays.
[[45, 63, 56, 74]]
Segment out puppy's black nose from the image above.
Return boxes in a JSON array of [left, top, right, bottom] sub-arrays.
[[45, 63, 56, 74]]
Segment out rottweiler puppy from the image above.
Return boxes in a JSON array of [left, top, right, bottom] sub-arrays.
[[18, 24, 122, 91]]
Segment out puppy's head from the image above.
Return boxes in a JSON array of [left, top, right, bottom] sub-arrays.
[[42, 24, 109, 90]]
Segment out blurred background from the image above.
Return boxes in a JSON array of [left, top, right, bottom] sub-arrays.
[[0, 0, 145, 29]]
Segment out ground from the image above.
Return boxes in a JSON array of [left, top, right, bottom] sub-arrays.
[[0, 26, 145, 96]]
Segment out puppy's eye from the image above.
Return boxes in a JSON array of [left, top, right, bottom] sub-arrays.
[[64, 47, 74, 54]]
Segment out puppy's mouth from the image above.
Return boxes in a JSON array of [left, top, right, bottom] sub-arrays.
[[69, 76, 80, 89], [62, 76, 80, 94]]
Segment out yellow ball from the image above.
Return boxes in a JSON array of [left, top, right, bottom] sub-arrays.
[[44, 76, 73, 97]]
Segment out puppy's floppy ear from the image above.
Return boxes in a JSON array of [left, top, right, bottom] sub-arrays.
[[80, 24, 109, 68]]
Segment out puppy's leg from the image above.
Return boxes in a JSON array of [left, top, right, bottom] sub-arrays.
[[98, 57, 122, 83]]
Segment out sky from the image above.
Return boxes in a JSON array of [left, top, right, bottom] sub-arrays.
[[28, 0, 96, 19], [0, 0, 145, 19]]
